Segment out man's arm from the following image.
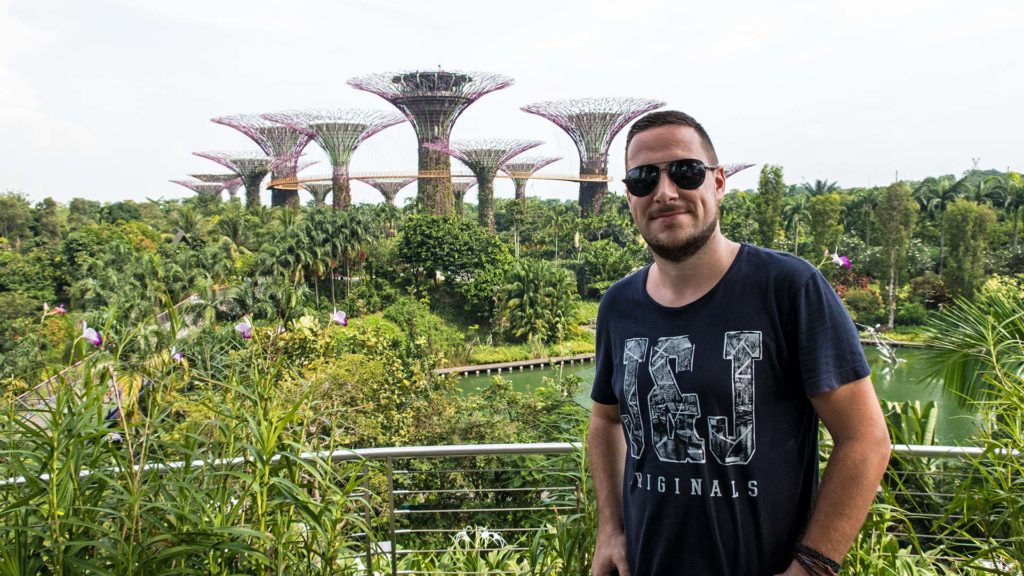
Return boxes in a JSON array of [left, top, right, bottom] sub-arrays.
[[588, 401, 631, 576], [777, 376, 891, 575]]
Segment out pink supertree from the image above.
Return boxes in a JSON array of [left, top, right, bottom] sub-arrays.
[[501, 156, 562, 202], [211, 114, 313, 208], [449, 178, 478, 217], [423, 139, 541, 232], [302, 182, 334, 208], [170, 179, 226, 203], [724, 163, 756, 178], [190, 174, 243, 201], [521, 97, 664, 216], [356, 177, 417, 207], [193, 151, 286, 210], [348, 69, 514, 216], [263, 109, 405, 210]]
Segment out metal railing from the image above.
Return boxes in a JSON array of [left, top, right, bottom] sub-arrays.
[[1, 442, 1018, 574]]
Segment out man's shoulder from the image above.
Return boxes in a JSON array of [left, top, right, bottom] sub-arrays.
[[598, 265, 647, 310], [738, 243, 819, 283]]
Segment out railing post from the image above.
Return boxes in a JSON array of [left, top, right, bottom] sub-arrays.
[[387, 456, 397, 576], [363, 463, 373, 576]]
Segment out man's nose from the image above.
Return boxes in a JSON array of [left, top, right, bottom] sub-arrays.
[[650, 168, 680, 200]]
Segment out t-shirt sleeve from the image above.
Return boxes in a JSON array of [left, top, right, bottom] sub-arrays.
[[790, 270, 871, 397], [590, 296, 618, 405]]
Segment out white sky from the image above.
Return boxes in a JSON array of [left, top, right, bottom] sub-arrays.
[[2, 0, 1022, 207]]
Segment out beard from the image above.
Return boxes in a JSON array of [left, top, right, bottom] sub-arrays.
[[642, 210, 719, 263]]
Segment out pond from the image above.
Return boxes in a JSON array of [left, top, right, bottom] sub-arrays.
[[458, 346, 980, 445]]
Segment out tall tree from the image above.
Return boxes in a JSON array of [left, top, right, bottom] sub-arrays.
[[943, 199, 996, 300], [0, 192, 32, 249], [984, 172, 1024, 250], [755, 165, 785, 249], [781, 193, 811, 255], [808, 193, 844, 256], [800, 179, 840, 197], [874, 182, 918, 328], [915, 175, 964, 272]]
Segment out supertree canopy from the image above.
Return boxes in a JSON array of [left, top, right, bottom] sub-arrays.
[[357, 177, 417, 207], [501, 156, 562, 202], [189, 173, 242, 200], [303, 182, 334, 208], [724, 163, 756, 178], [263, 109, 405, 210], [170, 179, 226, 202], [193, 151, 281, 210], [521, 97, 664, 216], [424, 138, 541, 231], [211, 114, 312, 208], [347, 69, 514, 216], [449, 178, 477, 217]]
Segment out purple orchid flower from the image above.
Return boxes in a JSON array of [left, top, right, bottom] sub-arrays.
[[234, 319, 253, 340], [82, 322, 103, 347], [831, 252, 852, 269], [53, 304, 66, 315], [330, 309, 348, 326], [171, 347, 184, 363]]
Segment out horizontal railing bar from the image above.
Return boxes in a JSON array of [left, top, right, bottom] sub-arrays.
[[0, 442, 1011, 488], [395, 485, 574, 496], [396, 505, 575, 515], [396, 527, 545, 535]]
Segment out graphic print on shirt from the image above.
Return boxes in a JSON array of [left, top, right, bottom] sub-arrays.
[[709, 331, 762, 465], [621, 338, 647, 458], [647, 336, 705, 463]]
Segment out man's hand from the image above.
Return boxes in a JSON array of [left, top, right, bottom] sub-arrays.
[[592, 530, 630, 576], [774, 559, 811, 575]]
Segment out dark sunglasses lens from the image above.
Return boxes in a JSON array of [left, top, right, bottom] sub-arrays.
[[667, 160, 706, 189], [624, 165, 660, 197]]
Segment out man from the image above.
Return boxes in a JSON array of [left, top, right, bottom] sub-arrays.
[[588, 110, 891, 575]]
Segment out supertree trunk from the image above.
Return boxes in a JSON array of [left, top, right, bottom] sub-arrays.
[[243, 173, 264, 210], [422, 145, 454, 215], [579, 180, 608, 217], [332, 164, 351, 210], [513, 178, 528, 202], [477, 176, 495, 232]]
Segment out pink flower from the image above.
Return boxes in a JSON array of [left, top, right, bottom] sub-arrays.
[[82, 322, 103, 347], [234, 319, 253, 340], [171, 347, 184, 362], [53, 304, 66, 315], [830, 252, 852, 269], [330, 310, 348, 326]]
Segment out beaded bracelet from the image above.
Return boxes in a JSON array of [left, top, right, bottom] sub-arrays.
[[793, 543, 842, 576]]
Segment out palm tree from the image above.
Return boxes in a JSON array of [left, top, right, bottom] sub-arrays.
[[915, 176, 963, 272], [782, 193, 811, 255], [984, 173, 1024, 249], [800, 179, 840, 197]]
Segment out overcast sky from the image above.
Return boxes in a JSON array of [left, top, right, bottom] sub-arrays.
[[2, 0, 1022, 207]]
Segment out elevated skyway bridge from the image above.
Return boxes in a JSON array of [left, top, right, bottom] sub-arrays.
[[271, 170, 611, 190]]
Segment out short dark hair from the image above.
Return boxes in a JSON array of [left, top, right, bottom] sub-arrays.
[[625, 110, 718, 165]]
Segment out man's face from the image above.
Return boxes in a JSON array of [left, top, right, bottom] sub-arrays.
[[625, 125, 725, 263]]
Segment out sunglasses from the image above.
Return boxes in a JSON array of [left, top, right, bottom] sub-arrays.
[[622, 158, 719, 197]]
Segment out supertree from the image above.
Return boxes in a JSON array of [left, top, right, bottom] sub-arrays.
[[193, 151, 282, 210], [189, 173, 242, 201], [521, 97, 664, 216], [347, 69, 514, 216], [356, 177, 417, 207], [450, 178, 477, 217], [501, 156, 562, 202], [263, 109, 405, 210], [724, 163, 756, 178], [303, 182, 334, 208], [211, 114, 313, 207], [170, 179, 226, 203], [424, 139, 541, 231]]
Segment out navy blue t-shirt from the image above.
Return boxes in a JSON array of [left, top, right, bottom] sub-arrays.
[[590, 244, 869, 575]]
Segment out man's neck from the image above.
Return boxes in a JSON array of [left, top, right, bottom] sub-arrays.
[[646, 233, 741, 308]]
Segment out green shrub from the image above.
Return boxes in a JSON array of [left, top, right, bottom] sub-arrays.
[[494, 259, 579, 344], [895, 301, 929, 327], [843, 287, 885, 326]]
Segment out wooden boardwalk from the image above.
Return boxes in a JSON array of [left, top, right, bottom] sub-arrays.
[[435, 353, 595, 376]]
